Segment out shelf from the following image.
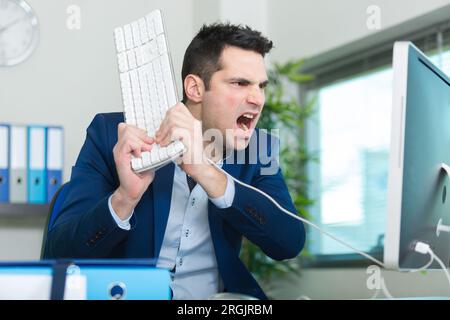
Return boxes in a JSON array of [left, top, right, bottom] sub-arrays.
[[0, 203, 49, 218]]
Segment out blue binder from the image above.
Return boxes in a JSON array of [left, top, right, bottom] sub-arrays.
[[46, 126, 63, 202], [0, 124, 9, 203], [27, 126, 47, 204], [0, 259, 171, 300]]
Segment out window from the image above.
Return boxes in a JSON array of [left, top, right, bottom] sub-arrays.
[[304, 23, 450, 264]]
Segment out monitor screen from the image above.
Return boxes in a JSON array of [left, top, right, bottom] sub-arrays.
[[384, 41, 450, 270]]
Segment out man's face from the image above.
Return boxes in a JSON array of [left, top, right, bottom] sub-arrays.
[[201, 46, 268, 151]]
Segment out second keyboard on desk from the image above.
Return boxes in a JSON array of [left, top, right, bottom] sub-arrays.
[[114, 10, 186, 173]]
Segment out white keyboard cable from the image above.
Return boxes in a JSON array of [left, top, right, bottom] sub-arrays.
[[413, 242, 450, 293], [408, 254, 434, 273], [206, 158, 386, 268]]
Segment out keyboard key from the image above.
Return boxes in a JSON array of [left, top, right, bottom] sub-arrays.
[[138, 69, 152, 124], [152, 60, 168, 109], [140, 43, 151, 65], [114, 27, 126, 53], [174, 140, 185, 153], [120, 72, 131, 88], [167, 144, 176, 156], [146, 64, 159, 111], [138, 18, 149, 43], [145, 14, 156, 38], [129, 70, 139, 89], [127, 50, 137, 69], [159, 147, 168, 159], [160, 53, 177, 106], [122, 95, 134, 113], [125, 114, 137, 126], [142, 151, 151, 166], [117, 52, 129, 73], [153, 11, 164, 35], [124, 105, 134, 116], [121, 86, 132, 100], [131, 21, 142, 47], [123, 24, 134, 50], [129, 70, 143, 112], [131, 158, 143, 171], [150, 148, 159, 163], [148, 40, 158, 61], [135, 47, 143, 67], [157, 34, 167, 54]]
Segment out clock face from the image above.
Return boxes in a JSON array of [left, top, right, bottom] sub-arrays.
[[0, 0, 39, 66]]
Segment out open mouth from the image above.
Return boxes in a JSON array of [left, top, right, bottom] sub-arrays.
[[236, 112, 257, 132]]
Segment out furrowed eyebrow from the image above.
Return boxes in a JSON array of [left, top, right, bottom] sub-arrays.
[[259, 80, 269, 88], [229, 78, 251, 85], [229, 78, 269, 88]]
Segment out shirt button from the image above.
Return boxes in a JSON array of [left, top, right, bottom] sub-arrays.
[[178, 257, 183, 266], [185, 229, 190, 237], [191, 198, 196, 206]]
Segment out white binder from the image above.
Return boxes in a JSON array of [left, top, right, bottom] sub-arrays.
[[9, 125, 27, 203]]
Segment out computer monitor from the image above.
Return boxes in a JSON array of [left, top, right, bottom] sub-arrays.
[[384, 41, 450, 270]]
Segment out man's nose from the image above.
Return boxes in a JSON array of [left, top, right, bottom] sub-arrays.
[[247, 86, 265, 107]]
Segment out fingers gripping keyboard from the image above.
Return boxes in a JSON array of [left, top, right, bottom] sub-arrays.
[[114, 9, 186, 173]]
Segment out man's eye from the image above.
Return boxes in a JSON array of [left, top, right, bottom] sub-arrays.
[[232, 81, 247, 86]]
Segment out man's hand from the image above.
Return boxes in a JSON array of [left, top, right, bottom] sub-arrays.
[[111, 123, 155, 220], [155, 103, 205, 177], [155, 103, 227, 198]]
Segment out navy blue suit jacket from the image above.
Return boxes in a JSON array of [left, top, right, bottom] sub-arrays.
[[45, 113, 306, 299]]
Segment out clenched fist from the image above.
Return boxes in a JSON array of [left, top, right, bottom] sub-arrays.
[[111, 123, 155, 220]]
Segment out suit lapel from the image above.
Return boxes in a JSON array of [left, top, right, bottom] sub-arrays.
[[152, 162, 175, 258], [221, 159, 241, 180]]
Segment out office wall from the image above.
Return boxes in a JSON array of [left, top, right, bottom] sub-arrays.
[[267, 0, 450, 62]]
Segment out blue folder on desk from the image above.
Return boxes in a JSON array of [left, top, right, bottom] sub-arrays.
[[0, 259, 171, 300]]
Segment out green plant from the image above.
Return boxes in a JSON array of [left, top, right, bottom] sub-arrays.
[[240, 59, 317, 286]]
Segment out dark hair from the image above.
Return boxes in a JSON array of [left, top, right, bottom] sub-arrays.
[[181, 23, 273, 102]]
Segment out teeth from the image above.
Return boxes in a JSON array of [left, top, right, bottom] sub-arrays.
[[243, 114, 254, 119]]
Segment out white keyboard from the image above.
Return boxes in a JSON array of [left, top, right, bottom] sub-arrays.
[[114, 9, 186, 173]]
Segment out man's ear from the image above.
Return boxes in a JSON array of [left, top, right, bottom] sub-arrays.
[[184, 74, 204, 103]]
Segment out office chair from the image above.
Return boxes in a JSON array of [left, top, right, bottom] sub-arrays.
[[40, 182, 70, 259]]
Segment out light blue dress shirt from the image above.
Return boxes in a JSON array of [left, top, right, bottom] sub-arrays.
[[108, 162, 235, 299]]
